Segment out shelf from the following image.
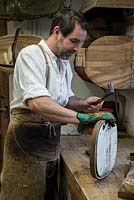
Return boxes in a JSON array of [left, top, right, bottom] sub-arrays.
[[80, 0, 134, 14]]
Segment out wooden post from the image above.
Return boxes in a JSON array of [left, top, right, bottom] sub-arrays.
[[0, 19, 7, 174], [0, 20, 7, 36]]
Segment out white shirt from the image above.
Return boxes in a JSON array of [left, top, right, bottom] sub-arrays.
[[10, 39, 74, 110]]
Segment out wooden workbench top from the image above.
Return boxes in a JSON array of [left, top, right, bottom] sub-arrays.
[[60, 133, 134, 200]]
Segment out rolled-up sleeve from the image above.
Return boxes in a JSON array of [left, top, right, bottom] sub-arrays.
[[13, 45, 50, 105]]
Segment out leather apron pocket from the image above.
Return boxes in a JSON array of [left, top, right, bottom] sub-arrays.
[[13, 122, 61, 160]]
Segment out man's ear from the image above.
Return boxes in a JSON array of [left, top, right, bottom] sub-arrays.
[[53, 26, 60, 35]]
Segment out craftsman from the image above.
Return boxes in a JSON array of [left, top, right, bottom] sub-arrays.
[[0, 9, 115, 200]]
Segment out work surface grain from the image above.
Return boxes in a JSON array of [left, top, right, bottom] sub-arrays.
[[60, 133, 134, 200]]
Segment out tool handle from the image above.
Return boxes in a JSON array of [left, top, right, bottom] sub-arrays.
[[92, 92, 113, 105]]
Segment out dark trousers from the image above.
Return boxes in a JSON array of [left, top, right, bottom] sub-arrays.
[[45, 159, 59, 200]]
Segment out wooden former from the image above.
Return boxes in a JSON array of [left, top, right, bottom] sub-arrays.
[[75, 36, 133, 89], [0, 34, 42, 66], [80, 0, 134, 14], [60, 133, 134, 200]]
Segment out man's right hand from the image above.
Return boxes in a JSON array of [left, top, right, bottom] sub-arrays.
[[77, 112, 116, 132], [77, 112, 116, 123]]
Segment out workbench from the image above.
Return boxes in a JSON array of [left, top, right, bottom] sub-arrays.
[[60, 133, 134, 200]]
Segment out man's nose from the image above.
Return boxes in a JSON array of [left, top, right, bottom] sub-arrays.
[[73, 44, 80, 52]]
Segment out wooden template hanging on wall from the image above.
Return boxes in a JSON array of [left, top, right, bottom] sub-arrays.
[[0, 34, 42, 66], [75, 35, 134, 89]]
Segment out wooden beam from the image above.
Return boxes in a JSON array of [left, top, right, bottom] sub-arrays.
[[80, 0, 134, 14], [0, 20, 7, 36]]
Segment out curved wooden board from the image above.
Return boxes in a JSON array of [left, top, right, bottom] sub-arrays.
[[0, 34, 42, 52], [0, 34, 42, 65], [84, 36, 133, 89]]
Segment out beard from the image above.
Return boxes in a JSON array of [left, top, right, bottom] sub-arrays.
[[59, 51, 75, 60], [55, 37, 75, 60], [57, 48, 76, 60]]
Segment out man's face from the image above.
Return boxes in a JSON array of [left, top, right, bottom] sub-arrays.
[[56, 22, 87, 59]]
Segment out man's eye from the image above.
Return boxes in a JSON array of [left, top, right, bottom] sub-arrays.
[[70, 39, 83, 47], [70, 39, 79, 44]]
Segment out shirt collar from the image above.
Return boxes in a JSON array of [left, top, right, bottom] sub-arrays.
[[38, 39, 58, 62]]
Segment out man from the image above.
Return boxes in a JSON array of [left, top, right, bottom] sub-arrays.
[[0, 9, 115, 200]]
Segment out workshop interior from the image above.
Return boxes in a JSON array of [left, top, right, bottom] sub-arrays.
[[0, 0, 134, 199]]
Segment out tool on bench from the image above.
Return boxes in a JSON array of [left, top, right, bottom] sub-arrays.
[[118, 153, 134, 199], [93, 82, 115, 105]]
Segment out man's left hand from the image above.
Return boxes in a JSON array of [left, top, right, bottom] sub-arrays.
[[83, 96, 103, 113]]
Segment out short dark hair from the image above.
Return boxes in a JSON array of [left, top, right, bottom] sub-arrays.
[[49, 9, 89, 37]]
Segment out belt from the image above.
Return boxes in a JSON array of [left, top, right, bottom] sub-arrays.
[[11, 108, 61, 126]]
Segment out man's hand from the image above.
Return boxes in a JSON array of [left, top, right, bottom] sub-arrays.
[[77, 112, 116, 123], [77, 112, 116, 132], [82, 96, 103, 113]]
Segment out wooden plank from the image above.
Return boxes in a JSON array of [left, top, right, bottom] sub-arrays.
[[85, 35, 132, 89], [0, 20, 7, 37], [61, 134, 134, 200], [0, 71, 10, 173], [118, 185, 134, 199], [61, 150, 121, 200], [80, 0, 134, 14]]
